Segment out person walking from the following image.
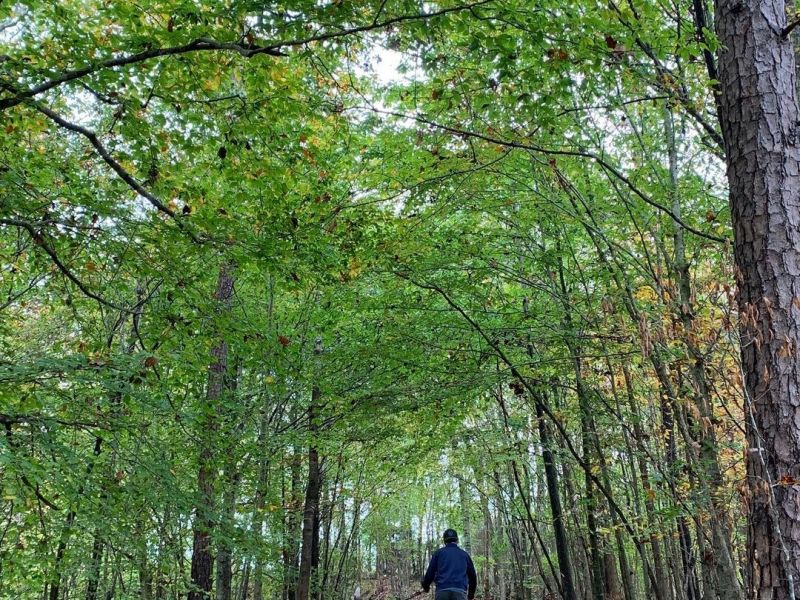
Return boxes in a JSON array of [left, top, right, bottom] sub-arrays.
[[421, 528, 477, 600]]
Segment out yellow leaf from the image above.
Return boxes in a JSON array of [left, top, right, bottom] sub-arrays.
[[348, 257, 362, 279], [203, 72, 222, 92]]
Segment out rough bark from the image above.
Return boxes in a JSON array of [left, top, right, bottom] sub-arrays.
[[714, 0, 800, 597]]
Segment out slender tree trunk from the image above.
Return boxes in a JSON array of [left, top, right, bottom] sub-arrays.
[[556, 255, 605, 600], [532, 388, 578, 600], [283, 445, 302, 600], [215, 478, 237, 600], [715, 0, 800, 596], [297, 386, 322, 600], [139, 534, 154, 600], [47, 436, 103, 600], [188, 263, 235, 600], [239, 561, 250, 600], [481, 470, 492, 600], [597, 434, 634, 600], [217, 362, 242, 600], [620, 364, 672, 600], [563, 177, 697, 600], [85, 534, 103, 600], [458, 474, 472, 555], [663, 105, 743, 600], [251, 429, 270, 600], [577, 376, 605, 600], [311, 481, 322, 600]]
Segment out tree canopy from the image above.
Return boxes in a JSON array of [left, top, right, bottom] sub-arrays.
[[1, 1, 797, 599]]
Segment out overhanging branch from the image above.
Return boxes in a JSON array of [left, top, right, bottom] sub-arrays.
[[0, 1, 493, 111], [31, 102, 201, 243], [369, 107, 728, 243], [0, 217, 129, 311]]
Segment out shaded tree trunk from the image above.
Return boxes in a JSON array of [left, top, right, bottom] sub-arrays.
[[282, 445, 302, 600], [297, 385, 323, 600], [532, 388, 578, 600], [188, 263, 235, 600]]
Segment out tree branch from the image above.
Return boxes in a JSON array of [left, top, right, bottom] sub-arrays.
[[783, 17, 800, 39], [369, 107, 728, 243], [30, 103, 201, 243], [607, 0, 725, 153], [0, 217, 130, 311], [0, 1, 493, 111]]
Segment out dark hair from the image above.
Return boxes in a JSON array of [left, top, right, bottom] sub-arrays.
[[443, 528, 458, 543]]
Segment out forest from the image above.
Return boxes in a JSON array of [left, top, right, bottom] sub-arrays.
[[2, 0, 800, 599]]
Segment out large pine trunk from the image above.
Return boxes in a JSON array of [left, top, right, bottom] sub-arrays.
[[714, 0, 800, 597]]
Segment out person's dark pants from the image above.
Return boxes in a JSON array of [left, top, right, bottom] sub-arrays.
[[435, 590, 467, 600]]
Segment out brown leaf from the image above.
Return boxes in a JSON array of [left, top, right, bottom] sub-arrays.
[[546, 48, 568, 61]]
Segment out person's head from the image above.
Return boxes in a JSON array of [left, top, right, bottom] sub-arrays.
[[442, 528, 458, 544]]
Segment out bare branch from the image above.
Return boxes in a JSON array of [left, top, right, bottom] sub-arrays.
[[783, 17, 800, 39]]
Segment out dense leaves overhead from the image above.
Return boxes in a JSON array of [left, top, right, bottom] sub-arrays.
[[0, 0, 773, 599]]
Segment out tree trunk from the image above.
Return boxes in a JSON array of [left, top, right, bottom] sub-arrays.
[[297, 386, 323, 600], [458, 473, 472, 555], [216, 362, 242, 600], [282, 444, 302, 600], [215, 480, 237, 600], [714, 0, 800, 597], [251, 429, 270, 600], [188, 263, 235, 600], [663, 104, 743, 600], [620, 363, 672, 600], [532, 388, 578, 600]]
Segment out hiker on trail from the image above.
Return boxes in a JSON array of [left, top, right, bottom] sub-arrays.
[[421, 528, 477, 600]]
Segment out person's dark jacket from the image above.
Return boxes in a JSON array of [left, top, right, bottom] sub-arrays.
[[421, 542, 477, 598]]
